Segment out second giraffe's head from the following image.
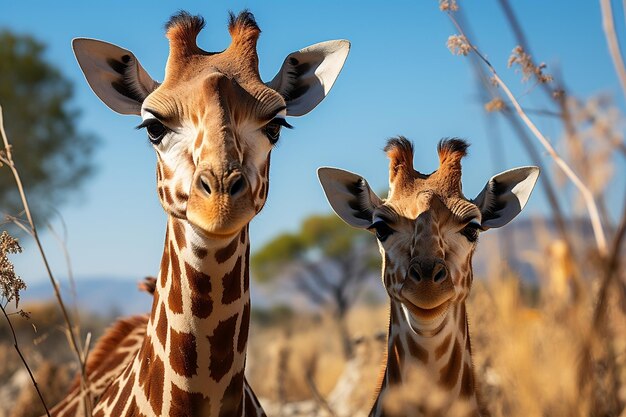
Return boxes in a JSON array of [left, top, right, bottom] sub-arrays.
[[73, 11, 349, 237], [319, 138, 539, 327]]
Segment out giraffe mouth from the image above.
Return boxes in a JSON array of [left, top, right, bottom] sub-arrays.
[[403, 299, 452, 320]]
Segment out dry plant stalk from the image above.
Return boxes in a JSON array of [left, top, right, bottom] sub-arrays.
[[600, 0, 626, 99], [445, 14, 608, 256], [0, 105, 92, 416], [0, 231, 50, 416]]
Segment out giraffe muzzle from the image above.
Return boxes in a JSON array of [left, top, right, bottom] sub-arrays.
[[408, 259, 449, 284], [401, 258, 455, 315], [197, 170, 249, 197], [186, 167, 255, 236]]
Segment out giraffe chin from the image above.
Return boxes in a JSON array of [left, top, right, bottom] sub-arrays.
[[401, 297, 452, 321], [186, 208, 254, 239], [399, 280, 454, 321]]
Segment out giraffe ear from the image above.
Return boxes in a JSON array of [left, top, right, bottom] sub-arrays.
[[72, 38, 159, 115], [318, 167, 382, 229], [473, 166, 540, 230], [267, 40, 350, 117]]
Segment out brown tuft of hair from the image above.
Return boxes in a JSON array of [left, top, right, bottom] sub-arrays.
[[165, 11, 206, 56], [437, 138, 469, 166], [385, 136, 415, 180], [228, 10, 261, 41]]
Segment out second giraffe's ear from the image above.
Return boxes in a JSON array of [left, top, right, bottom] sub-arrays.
[[72, 38, 160, 115], [267, 40, 350, 117], [318, 167, 382, 229], [473, 166, 540, 230]]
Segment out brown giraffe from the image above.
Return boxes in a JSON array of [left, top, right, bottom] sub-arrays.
[[318, 137, 539, 416], [48, 10, 349, 417]]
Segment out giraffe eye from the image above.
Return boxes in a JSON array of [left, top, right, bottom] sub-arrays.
[[137, 119, 168, 145], [263, 117, 293, 145], [460, 221, 480, 243], [369, 220, 394, 242]]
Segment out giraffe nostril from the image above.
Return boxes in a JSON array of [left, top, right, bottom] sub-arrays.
[[409, 265, 422, 282], [433, 267, 447, 283], [229, 175, 246, 196], [200, 176, 212, 195]]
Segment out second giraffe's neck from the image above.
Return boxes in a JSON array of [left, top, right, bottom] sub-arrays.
[[134, 217, 250, 416], [371, 300, 479, 416]]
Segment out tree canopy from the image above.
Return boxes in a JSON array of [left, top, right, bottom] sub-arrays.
[[0, 30, 97, 223], [251, 213, 381, 357]]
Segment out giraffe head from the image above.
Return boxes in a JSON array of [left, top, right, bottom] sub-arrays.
[[319, 137, 539, 328], [73, 11, 349, 237]]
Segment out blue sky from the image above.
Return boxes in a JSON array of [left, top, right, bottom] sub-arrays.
[[1, 1, 624, 284]]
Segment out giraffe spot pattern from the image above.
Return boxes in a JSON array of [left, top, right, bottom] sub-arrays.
[[175, 189, 189, 203], [110, 369, 134, 416], [145, 354, 165, 415], [435, 334, 452, 360], [460, 362, 475, 398], [185, 262, 213, 319], [439, 339, 462, 389], [168, 242, 183, 313], [208, 314, 239, 382], [406, 335, 429, 363], [237, 302, 250, 353], [220, 370, 244, 417], [169, 382, 210, 417], [191, 242, 208, 259], [215, 236, 239, 263], [106, 380, 120, 407], [170, 328, 198, 377], [156, 302, 168, 347], [160, 247, 170, 288], [124, 398, 147, 417], [243, 244, 250, 293], [387, 342, 402, 385], [221, 257, 242, 304], [172, 220, 187, 249]]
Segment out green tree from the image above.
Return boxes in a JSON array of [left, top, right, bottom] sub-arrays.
[[252, 214, 380, 358], [0, 30, 97, 223]]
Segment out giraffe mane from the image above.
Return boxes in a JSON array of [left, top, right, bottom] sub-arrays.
[[67, 315, 149, 391]]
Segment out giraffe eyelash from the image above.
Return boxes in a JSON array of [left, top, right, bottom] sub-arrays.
[[136, 118, 170, 145]]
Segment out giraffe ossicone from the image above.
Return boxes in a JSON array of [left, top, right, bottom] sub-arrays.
[[318, 137, 539, 416], [49, 10, 349, 417]]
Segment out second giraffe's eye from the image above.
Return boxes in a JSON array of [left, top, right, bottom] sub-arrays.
[[369, 220, 394, 242], [137, 118, 169, 145], [263, 117, 293, 145], [460, 219, 480, 243]]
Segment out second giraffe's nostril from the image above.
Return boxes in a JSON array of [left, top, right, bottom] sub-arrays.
[[409, 266, 422, 282], [229, 175, 245, 196], [433, 267, 447, 283], [200, 176, 212, 195]]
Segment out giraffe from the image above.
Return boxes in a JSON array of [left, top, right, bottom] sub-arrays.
[[47, 10, 349, 417], [318, 137, 539, 416]]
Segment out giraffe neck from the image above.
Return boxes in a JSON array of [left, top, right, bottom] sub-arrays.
[[371, 300, 479, 416], [95, 217, 251, 416]]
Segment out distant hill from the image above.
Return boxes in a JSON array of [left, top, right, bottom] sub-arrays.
[[22, 277, 153, 317]]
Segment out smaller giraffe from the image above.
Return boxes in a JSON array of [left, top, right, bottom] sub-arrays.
[[318, 137, 539, 416]]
